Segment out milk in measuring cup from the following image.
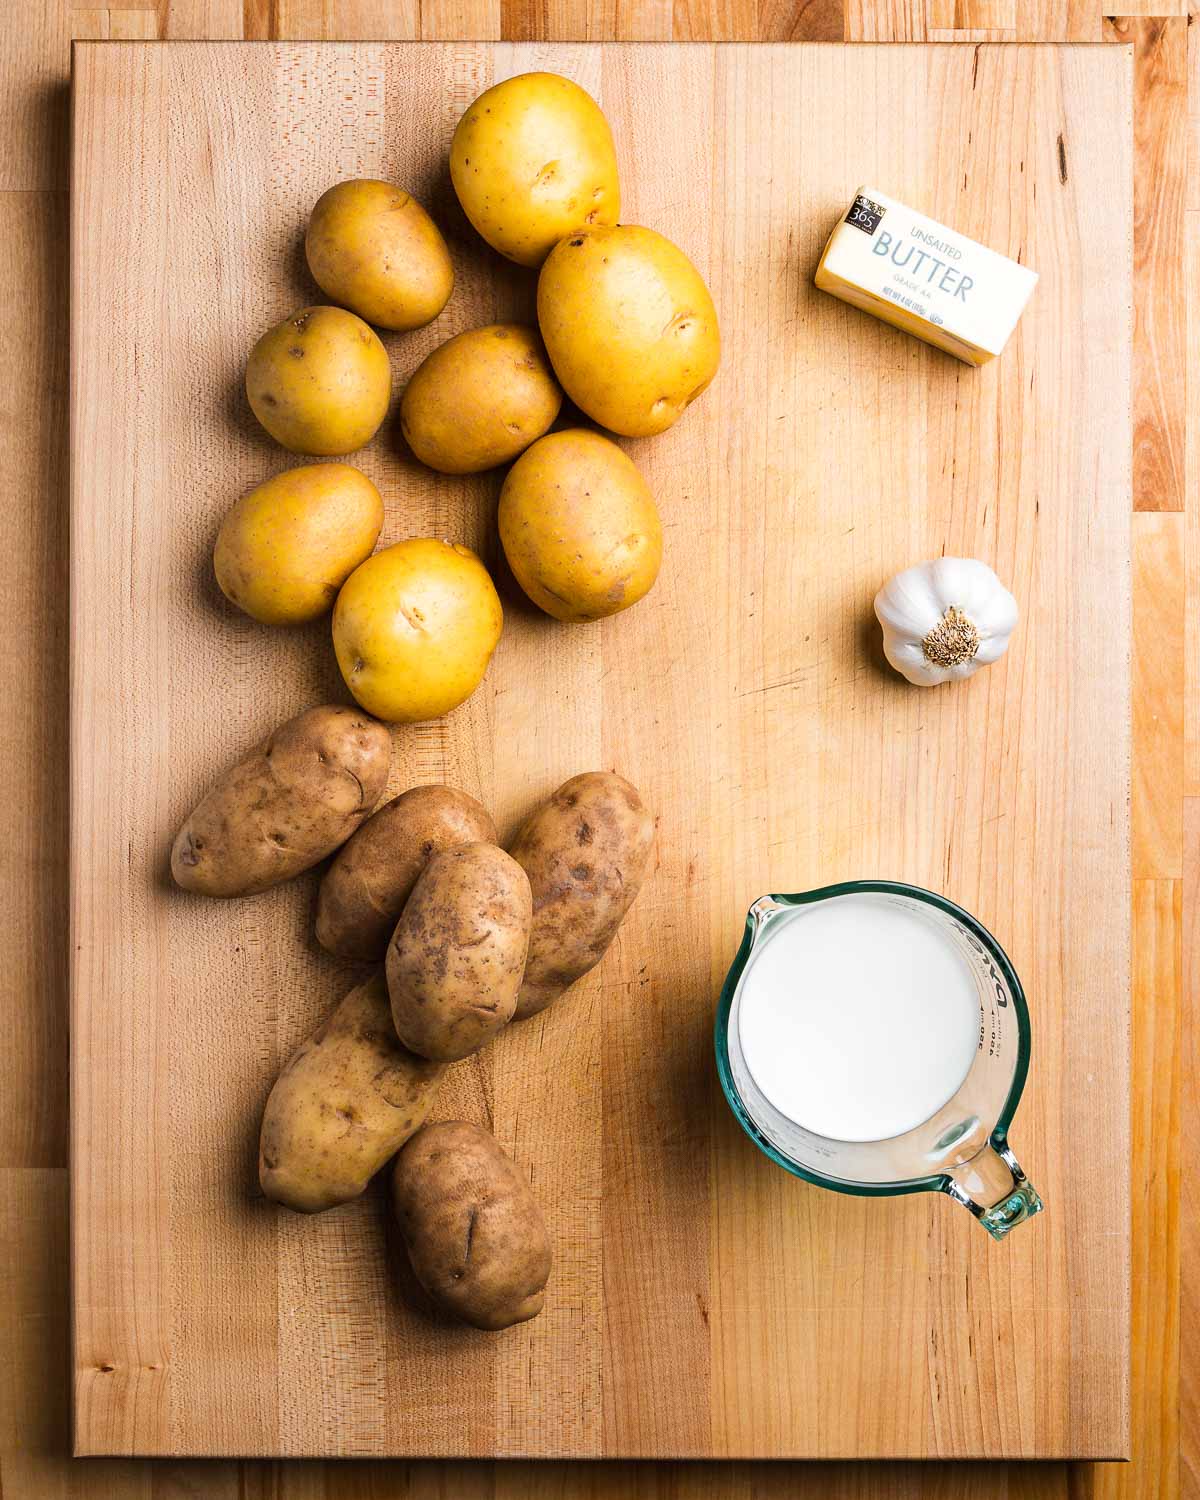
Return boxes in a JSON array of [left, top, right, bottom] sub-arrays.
[[736, 894, 981, 1142]]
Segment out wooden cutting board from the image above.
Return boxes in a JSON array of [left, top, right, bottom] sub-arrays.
[[70, 39, 1132, 1460]]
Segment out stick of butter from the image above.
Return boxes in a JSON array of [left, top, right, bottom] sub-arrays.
[[814, 186, 1038, 366]]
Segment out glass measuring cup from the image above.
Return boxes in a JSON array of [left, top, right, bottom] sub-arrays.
[[715, 881, 1043, 1240]]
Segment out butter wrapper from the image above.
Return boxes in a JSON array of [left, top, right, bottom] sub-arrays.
[[814, 187, 1038, 365]]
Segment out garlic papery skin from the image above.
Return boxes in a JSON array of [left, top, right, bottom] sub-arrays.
[[873, 558, 1018, 687]]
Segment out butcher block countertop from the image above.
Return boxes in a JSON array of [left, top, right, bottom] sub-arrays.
[[71, 35, 1128, 1463], [1, 2, 1191, 1497]]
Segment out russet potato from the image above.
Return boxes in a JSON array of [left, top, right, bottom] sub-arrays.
[[508, 771, 654, 1017], [392, 1122, 551, 1329], [387, 843, 531, 1062], [170, 705, 391, 898], [316, 785, 498, 961], [259, 974, 444, 1214]]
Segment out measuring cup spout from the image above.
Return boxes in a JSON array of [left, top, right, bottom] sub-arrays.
[[748, 895, 786, 931], [944, 1142, 1043, 1240]]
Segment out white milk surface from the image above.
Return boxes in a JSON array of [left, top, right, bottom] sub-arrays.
[[736, 894, 981, 1141]]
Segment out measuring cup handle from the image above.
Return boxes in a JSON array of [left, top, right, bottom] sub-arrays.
[[944, 1143, 1043, 1241]]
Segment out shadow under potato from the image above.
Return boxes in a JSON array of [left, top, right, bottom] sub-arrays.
[[483, 516, 545, 622], [291, 611, 355, 705], [284, 220, 314, 307], [223, 364, 280, 455], [194, 517, 232, 618], [427, 158, 476, 254], [191, 553, 354, 703]]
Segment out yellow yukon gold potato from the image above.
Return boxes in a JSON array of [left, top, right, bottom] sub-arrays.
[[316, 785, 498, 961], [498, 429, 661, 623], [213, 463, 383, 626], [392, 1121, 551, 1329], [305, 179, 454, 332], [509, 771, 654, 1018], [333, 539, 503, 724], [387, 843, 532, 1062], [399, 324, 562, 475], [245, 305, 391, 455], [259, 974, 444, 1214], [170, 704, 391, 897], [450, 72, 619, 268], [537, 225, 720, 437]]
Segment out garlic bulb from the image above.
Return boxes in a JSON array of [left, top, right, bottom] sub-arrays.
[[874, 558, 1018, 687]]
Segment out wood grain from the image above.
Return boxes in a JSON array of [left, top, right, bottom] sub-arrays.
[[0, 191, 70, 1169], [1105, 17, 1187, 514], [1186, 210, 1200, 799], [110, 10, 161, 36], [1132, 513, 1184, 877], [1083, 880, 1180, 1500], [842, 0, 927, 40], [928, 0, 1016, 34], [1182, 802, 1200, 1500], [0, 0, 72, 189], [0, 1169, 71, 1493], [841, 3, 1105, 44], [160, 0, 245, 35], [69, 39, 1130, 1462]]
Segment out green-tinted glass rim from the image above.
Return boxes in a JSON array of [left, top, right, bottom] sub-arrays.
[[713, 879, 1032, 1198]]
